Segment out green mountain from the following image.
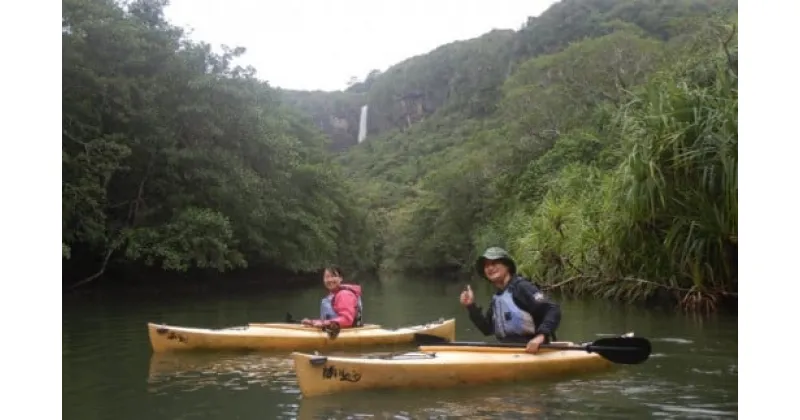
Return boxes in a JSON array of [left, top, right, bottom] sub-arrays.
[[287, 0, 737, 151], [62, 0, 738, 311], [315, 0, 738, 311]]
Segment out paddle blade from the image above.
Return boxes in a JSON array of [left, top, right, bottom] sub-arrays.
[[588, 336, 652, 365]]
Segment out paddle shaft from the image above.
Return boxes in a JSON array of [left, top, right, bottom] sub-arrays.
[[433, 341, 636, 353], [285, 312, 341, 338], [413, 335, 652, 365]]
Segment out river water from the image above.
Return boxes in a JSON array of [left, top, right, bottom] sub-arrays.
[[63, 275, 738, 419]]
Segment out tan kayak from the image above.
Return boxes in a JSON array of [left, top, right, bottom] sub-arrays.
[[147, 318, 456, 353], [292, 334, 648, 397]]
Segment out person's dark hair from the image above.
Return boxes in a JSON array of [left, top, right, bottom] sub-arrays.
[[323, 265, 344, 278]]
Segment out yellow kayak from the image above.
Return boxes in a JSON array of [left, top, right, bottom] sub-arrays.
[[291, 334, 649, 397], [147, 318, 456, 353]]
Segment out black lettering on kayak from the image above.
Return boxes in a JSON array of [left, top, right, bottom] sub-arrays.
[[321, 365, 362, 382], [155, 327, 188, 343], [165, 331, 189, 344]]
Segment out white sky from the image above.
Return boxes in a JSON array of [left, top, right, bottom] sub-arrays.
[[164, 0, 558, 92]]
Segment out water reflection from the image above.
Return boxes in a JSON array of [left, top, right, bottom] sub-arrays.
[[147, 352, 298, 394], [145, 348, 736, 419], [64, 273, 737, 419], [295, 371, 737, 419], [146, 347, 418, 394], [295, 385, 551, 419]]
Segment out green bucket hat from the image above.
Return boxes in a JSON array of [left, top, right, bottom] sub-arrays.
[[475, 247, 517, 278]]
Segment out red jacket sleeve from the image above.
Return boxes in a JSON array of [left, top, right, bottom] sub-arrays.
[[329, 289, 358, 328]]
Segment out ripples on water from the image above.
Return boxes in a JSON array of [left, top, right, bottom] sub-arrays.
[[138, 350, 736, 419], [147, 353, 298, 394], [63, 286, 737, 419]]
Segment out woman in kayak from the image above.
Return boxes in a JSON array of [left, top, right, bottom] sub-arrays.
[[301, 265, 364, 329], [460, 247, 562, 354]]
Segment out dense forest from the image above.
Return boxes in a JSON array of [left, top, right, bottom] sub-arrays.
[[62, 0, 378, 288], [62, 0, 737, 312]]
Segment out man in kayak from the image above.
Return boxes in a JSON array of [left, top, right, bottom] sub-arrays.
[[460, 247, 562, 354], [301, 265, 364, 329]]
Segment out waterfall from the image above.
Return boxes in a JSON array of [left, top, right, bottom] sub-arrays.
[[357, 105, 368, 143]]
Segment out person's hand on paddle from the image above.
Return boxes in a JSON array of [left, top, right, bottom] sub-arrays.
[[459, 285, 474, 306], [526, 334, 546, 354], [303, 319, 334, 329]]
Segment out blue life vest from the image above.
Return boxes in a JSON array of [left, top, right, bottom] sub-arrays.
[[319, 289, 363, 327], [491, 287, 537, 340]]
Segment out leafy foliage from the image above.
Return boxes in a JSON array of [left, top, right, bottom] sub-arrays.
[[62, 0, 379, 286], [63, 0, 739, 313], [331, 0, 738, 311]]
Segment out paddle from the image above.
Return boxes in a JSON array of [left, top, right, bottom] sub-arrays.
[[413, 334, 652, 365], [285, 312, 298, 323], [285, 312, 341, 339]]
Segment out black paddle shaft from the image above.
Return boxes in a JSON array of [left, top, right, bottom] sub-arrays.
[[413, 334, 652, 365], [285, 311, 340, 339]]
